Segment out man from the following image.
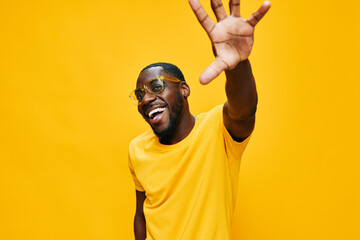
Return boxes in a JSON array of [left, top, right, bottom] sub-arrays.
[[128, 0, 271, 239]]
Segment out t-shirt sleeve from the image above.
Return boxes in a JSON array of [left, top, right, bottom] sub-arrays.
[[128, 153, 145, 192], [217, 104, 251, 160], [222, 123, 251, 159]]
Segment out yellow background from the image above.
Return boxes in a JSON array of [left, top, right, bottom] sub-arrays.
[[1, 0, 359, 239]]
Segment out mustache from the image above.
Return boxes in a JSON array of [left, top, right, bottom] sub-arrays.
[[143, 102, 167, 113]]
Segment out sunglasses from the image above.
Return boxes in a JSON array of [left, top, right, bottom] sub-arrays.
[[129, 76, 183, 105]]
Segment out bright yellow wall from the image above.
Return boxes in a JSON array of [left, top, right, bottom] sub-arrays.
[[0, 0, 359, 239]]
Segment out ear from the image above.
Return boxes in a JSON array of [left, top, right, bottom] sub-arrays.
[[180, 82, 190, 98]]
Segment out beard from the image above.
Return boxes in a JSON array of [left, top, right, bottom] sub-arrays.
[[152, 92, 183, 143]]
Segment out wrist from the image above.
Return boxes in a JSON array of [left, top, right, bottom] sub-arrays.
[[225, 59, 250, 75]]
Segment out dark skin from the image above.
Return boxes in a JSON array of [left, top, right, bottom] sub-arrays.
[[134, 0, 271, 238], [136, 67, 194, 145], [134, 190, 146, 240]]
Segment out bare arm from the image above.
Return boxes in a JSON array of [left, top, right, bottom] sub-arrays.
[[134, 190, 146, 240], [224, 59, 256, 141], [189, 0, 271, 140]]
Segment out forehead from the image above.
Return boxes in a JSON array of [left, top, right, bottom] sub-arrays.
[[136, 66, 167, 88]]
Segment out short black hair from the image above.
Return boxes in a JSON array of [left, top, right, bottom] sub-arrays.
[[140, 62, 185, 82]]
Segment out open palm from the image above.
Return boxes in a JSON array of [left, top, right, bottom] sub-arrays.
[[189, 0, 271, 84]]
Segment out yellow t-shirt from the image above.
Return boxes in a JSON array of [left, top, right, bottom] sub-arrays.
[[128, 105, 251, 240]]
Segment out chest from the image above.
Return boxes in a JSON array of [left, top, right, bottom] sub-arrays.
[[134, 137, 230, 200]]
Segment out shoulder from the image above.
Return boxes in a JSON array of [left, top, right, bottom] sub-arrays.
[[130, 129, 153, 143], [129, 130, 156, 155], [192, 105, 225, 136], [196, 104, 223, 122], [198, 104, 252, 143]]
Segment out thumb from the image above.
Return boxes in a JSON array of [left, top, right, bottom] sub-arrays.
[[199, 57, 228, 85]]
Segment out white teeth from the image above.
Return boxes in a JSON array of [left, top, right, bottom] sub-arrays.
[[148, 107, 166, 118]]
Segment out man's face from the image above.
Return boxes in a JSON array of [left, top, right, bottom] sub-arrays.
[[136, 67, 184, 140]]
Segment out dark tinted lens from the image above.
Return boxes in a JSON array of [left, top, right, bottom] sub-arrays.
[[147, 78, 163, 93]]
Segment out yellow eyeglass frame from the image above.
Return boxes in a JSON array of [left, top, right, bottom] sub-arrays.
[[129, 75, 183, 105]]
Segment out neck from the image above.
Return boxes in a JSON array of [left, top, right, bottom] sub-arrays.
[[159, 107, 195, 145]]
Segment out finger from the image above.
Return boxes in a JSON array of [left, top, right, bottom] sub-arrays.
[[229, 0, 240, 17], [211, 0, 227, 22], [246, 1, 271, 27], [189, 0, 216, 34], [199, 57, 229, 84]]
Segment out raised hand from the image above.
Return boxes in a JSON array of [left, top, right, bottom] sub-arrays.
[[189, 0, 271, 84]]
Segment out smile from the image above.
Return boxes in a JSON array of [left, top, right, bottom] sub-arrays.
[[148, 107, 166, 119]]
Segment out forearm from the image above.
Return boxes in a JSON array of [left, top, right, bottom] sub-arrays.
[[134, 214, 146, 240], [225, 59, 257, 120]]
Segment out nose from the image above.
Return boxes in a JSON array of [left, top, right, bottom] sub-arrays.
[[141, 89, 157, 105]]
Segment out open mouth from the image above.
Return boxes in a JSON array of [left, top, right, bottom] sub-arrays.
[[148, 107, 166, 120]]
